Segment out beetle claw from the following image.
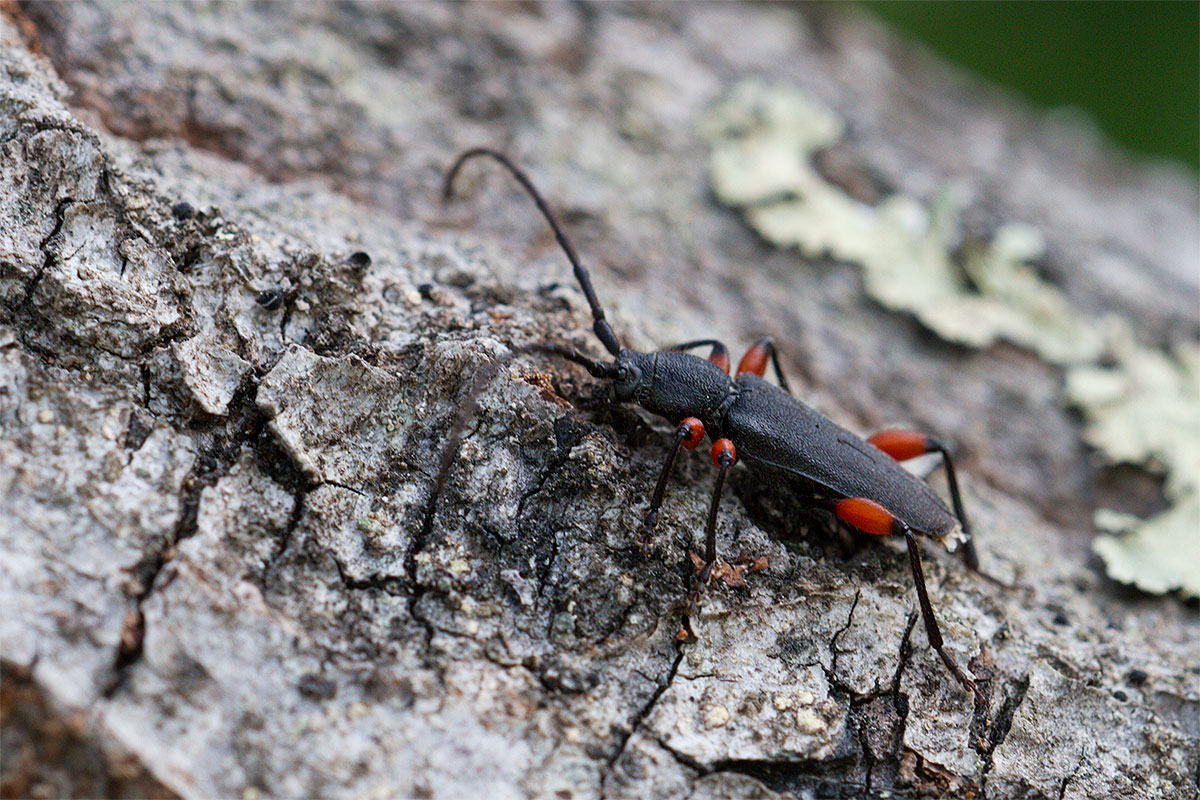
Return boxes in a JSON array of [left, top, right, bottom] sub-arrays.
[[639, 512, 659, 553]]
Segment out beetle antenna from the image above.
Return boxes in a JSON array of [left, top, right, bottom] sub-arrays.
[[536, 343, 618, 379], [443, 148, 622, 357]]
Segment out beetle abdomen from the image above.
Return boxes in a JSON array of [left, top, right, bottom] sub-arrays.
[[724, 374, 958, 538]]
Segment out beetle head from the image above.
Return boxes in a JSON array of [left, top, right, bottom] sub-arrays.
[[612, 350, 653, 402]]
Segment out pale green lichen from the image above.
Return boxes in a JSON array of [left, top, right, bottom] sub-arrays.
[[1066, 339, 1200, 598], [1091, 504, 1199, 598], [703, 80, 1199, 597], [1065, 339, 1200, 482], [702, 80, 1104, 365]]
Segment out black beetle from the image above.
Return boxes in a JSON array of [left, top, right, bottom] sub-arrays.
[[437, 148, 998, 696]]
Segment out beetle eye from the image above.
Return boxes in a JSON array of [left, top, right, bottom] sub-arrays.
[[616, 367, 629, 381]]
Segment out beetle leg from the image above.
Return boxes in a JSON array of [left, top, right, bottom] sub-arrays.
[[668, 339, 731, 374], [683, 439, 737, 632], [735, 337, 791, 394], [867, 430, 1009, 587], [832, 498, 979, 698], [903, 528, 981, 700], [641, 417, 706, 551]]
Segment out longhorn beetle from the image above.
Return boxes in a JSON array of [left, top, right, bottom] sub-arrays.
[[437, 148, 995, 697]]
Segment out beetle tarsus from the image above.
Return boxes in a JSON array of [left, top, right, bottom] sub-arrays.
[[686, 561, 716, 613]]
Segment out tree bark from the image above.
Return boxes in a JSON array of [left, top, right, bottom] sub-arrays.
[[1, 3, 1196, 799]]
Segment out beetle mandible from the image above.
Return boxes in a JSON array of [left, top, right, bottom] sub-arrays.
[[438, 147, 996, 697]]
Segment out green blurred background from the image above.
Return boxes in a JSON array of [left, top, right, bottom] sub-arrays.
[[862, 1, 1199, 172]]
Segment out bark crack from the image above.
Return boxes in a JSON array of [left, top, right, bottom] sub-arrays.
[[1057, 756, 1083, 800], [889, 611, 919, 758], [653, 735, 866, 798], [978, 673, 1031, 797], [19, 196, 72, 309], [827, 588, 861, 686], [101, 375, 272, 696], [599, 641, 686, 800]]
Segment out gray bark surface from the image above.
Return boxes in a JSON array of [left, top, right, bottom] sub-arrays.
[[1, 3, 1197, 799]]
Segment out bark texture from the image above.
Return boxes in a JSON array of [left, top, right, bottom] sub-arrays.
[[1, 3, 1197, 799]]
